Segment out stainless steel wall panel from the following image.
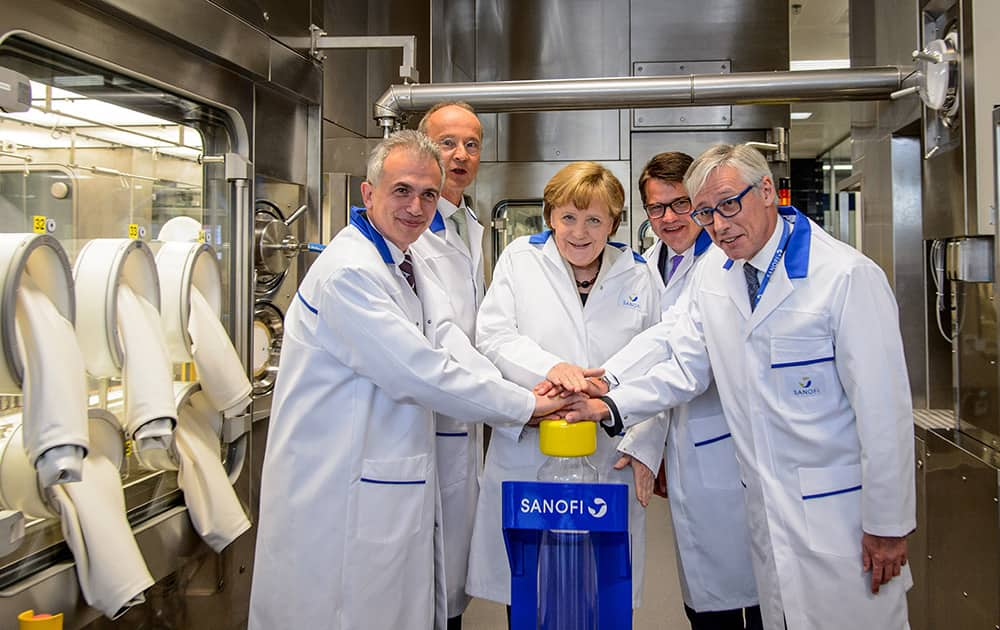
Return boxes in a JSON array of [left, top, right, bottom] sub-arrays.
[[212, 0, 316, 40], [629, 0, 788, 70], [956, 282, 999, 443], [908, 435, 928, 630], [967, 0, 1000, 236], [925, 430, 1000, 630], [630, 0, 788, 137], [430, 0, 476, 83], [475, 0, 629, 163], [364, 0, 431, 137], [269, 39, 323, 104], [892, 136, 929, 410], [255, 85, 311, 185], [80, 0, 272, 78], [497, 112, 622, 162], [321, 0, 369, 137]]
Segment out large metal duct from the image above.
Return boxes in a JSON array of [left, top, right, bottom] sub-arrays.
[[373, 66, 910, 130]]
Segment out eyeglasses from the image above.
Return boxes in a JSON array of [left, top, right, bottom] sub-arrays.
[[691, 184, 756, 227], [643, 197, 693, 219], [437, 137, 482, 156]]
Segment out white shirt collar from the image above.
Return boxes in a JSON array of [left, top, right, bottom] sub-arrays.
[[437, 195, 466, 220], [746, 212, 791, 272]]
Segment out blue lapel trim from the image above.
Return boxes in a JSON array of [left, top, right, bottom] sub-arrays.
[[720, 206, 811, 278], [349, 206, 394, 264], [694, 230, 712, 257], [608, 241, 645, 263], [779, 206, 810, 279], [429, 210, 446, 233], [528, 230, 552, 244]]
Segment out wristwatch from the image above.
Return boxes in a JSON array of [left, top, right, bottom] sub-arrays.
[[598, 395, 624, 437], [598, 373, 618, 392]]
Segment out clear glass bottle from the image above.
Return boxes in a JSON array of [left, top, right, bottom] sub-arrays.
[[536, 420, 600, 630]]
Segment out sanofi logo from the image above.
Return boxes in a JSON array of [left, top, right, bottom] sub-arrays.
[[794, 375, 819, 397], [620, 294, 641, 310], [587, 497, 608, 518], [519, 496, 609, 519]]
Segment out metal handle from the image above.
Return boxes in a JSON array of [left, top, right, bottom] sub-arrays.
[[912, 49, 943, 64], [744, 141, 779, 152], [283, 204, 308, 226], [890, 85, 920, 100]]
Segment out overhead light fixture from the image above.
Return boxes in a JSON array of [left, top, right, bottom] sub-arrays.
[[790, 59, 851, 71], [821, 164, 853, 171], [790, 112, 814, 120]]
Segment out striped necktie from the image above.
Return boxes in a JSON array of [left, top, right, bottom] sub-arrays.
[[744, 263, 760, 311], [399, 252, 417, 295]]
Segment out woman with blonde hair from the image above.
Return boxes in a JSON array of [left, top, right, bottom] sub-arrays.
[[465, 161, 666, 620]]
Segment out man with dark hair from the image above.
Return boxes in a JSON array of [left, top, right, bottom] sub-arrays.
[[620, 151, 761, 630]]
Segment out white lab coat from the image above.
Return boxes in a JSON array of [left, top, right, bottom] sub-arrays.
[[248, 210, 535, 630], [617, 232, 758, 612], [465, 232, 666, 607], [605, 208, 915, 630], [410, 198, 486, 616]]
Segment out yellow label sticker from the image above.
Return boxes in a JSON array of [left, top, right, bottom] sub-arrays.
[[197, 230, 206, 243], [128, 223, 139, 239], [124, 439, 133, 458], [32, 215, 46, 234]]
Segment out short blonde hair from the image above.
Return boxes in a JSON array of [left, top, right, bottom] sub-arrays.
[[543, 162, 625, 232]]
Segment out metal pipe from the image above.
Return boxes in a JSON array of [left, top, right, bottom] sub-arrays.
[[373, 67, 904, 125]]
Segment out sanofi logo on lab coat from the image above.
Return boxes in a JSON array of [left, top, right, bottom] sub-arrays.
[[793, 375, 821, 397], [619, 292, 642, 310]]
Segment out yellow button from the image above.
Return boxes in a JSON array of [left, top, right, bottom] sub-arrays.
[[538, 420, 597, 457]]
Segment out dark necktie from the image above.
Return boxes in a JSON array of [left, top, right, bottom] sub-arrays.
[[399, 252, 417, 295], [744, 263, 760, 311]]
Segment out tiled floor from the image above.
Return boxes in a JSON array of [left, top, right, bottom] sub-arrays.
[[464, 495, 689, 629]]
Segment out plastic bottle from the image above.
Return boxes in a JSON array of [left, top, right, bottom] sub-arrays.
[[535, 420, 599, 630]]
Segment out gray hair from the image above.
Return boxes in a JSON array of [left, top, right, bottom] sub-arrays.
[[366, 129, 445, 188], [684, 143, 774, 203], [417, 101, 479, 136]]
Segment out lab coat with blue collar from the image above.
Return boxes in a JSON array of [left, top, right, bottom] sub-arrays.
[[410, 198, 487, 617], [248, 209, 535, 630], [465, 231, 666, 607], [604, 208, 915, 630], [616, 230, 759, 612]]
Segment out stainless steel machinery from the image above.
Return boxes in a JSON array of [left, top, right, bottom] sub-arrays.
[[0, 2, 322, 628]]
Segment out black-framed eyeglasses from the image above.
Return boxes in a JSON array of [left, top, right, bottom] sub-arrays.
[[691, 184, 755, 227], [643, 196, 693, 219], [437, 137, 482, 156]]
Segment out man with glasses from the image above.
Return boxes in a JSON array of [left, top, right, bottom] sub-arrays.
[[411, 101, 485, 630], [618, 151, 761, 630], [559, 144, 915, 630]]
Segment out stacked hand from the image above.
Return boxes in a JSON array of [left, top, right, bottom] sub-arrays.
[[530, 363, 611, 422]]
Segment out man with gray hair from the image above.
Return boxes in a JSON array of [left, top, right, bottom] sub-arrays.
[[249, 130, 575, 630], [411, 102, 486, 630], [558, 143, 915, 629]]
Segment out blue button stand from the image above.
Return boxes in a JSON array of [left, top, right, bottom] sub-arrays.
[[502, 481, 632, 629]]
